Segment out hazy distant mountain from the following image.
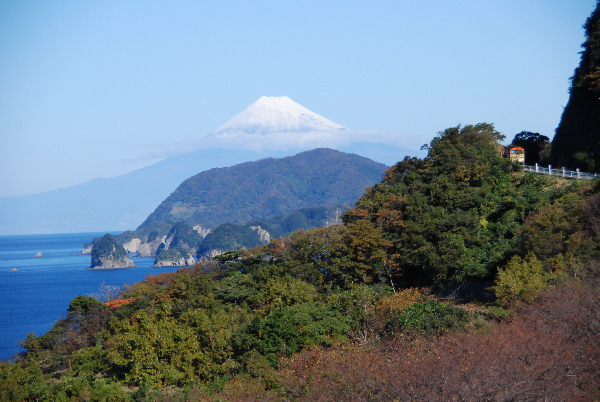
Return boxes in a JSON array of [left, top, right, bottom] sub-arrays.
[[139, 148, 387, 229], [0, 149, 287, 235]]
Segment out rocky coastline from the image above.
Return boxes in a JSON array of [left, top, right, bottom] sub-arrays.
[[89, 255, 135, 270], [152, 253, 196, 267]]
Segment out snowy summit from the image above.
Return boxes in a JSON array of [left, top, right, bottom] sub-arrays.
[[208, 96, 346, 137]]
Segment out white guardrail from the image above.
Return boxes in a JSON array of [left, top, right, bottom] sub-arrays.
[[523, 164, 598, 180]]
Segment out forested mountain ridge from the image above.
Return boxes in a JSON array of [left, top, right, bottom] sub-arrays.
[[82, 149, 384, 264], [4, 122, 600, 400], [139, 148, 387, 229]]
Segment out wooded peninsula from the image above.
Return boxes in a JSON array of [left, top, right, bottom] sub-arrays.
[[2, 123, 600, 400]]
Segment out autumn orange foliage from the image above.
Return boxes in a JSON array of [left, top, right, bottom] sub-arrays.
[[105, 297, 135, 310]]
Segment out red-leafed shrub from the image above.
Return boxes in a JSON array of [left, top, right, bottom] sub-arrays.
[[277, 280, 600, 400]]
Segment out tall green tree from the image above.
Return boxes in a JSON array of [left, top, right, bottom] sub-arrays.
[[552, 2, 600, 171]]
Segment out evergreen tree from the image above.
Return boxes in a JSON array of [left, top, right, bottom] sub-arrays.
[[551, 2, 600, 172]]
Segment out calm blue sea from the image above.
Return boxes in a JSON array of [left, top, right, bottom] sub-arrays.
[[0, 232, 183, 361]]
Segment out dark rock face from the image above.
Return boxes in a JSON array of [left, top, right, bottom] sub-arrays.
[[89, 234, 135, 269], [551, 3, 600, 172], [552, 87, 600, 170]]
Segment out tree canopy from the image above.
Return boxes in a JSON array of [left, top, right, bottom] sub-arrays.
[[344, 124, 552, 284]]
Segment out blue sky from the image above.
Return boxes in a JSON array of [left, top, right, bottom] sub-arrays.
[[0, 1, 596, 198]]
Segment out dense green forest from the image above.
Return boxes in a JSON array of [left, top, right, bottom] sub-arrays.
[[138, 148, 386, 229], [2, 123, 599, 401]]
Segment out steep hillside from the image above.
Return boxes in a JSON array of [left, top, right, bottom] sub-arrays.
[[139, 148, 387, 229], [344, 123, 553, 285], [551, 2, 600, 171]]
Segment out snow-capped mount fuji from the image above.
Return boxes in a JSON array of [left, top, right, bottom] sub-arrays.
[[208, 96, 346, 137], [0, 95, 425, 235]]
